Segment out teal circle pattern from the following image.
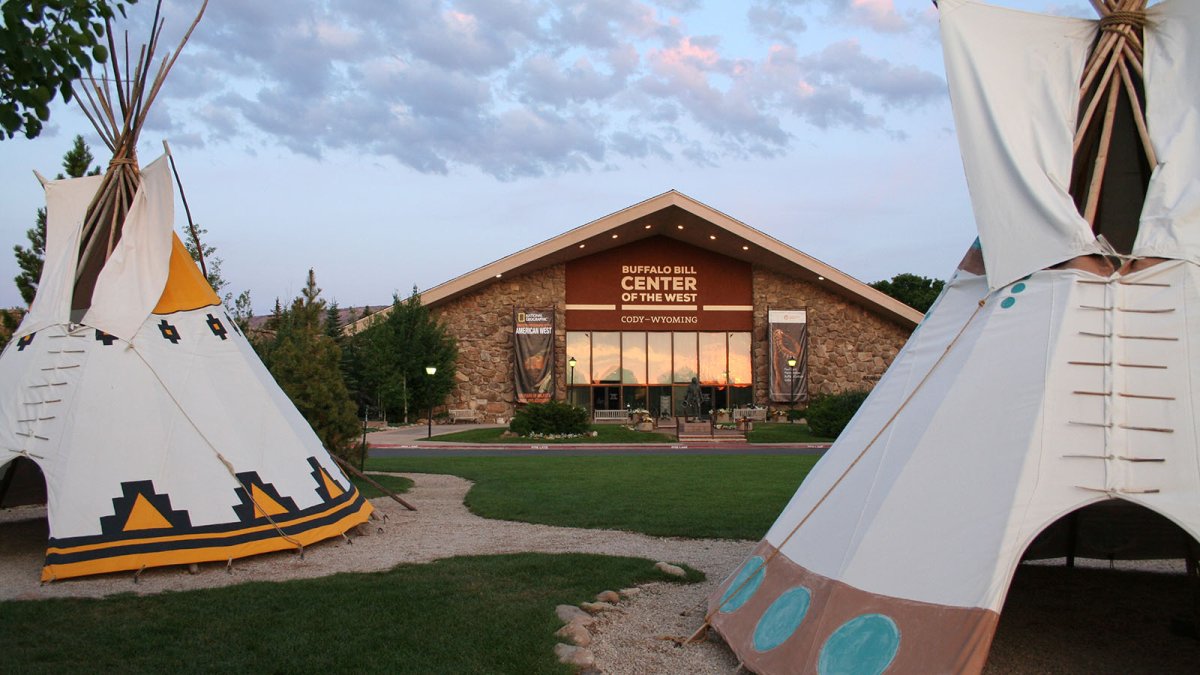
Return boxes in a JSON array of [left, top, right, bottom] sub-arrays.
[[752, 586, 812, 652], [818, 614, 901, 675], [1011, 282, 1026, 293], [718, 556, 766, 613], [1001, 297, 1016, 309]]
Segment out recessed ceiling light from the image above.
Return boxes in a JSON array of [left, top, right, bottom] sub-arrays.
[[611, 234, 619, 239], [709, 235, 716, 240], [742, 245, 749, 251], [579, 244, 586, 248], [817, 276, 825, 281], [676, 224, 684, 230], [644, 224, 652, 229], [495, 273, 502, 278]]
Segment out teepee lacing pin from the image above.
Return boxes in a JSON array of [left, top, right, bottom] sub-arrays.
[[687, 292, 992, 643]]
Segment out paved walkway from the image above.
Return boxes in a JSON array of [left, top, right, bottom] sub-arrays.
[[366, 423, 830, 457]]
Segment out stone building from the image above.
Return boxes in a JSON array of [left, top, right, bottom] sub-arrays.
[[352, 191, 922, 422]]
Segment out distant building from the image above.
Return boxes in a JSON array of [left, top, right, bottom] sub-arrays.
[[351, 191, 921, 422]]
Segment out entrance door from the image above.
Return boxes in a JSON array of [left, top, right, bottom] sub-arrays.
[[592, 386, 621, 411]]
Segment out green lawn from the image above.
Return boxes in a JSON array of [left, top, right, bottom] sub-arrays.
[[0, 553, 697, 674], [368, 454, 818, 540], [349, 472, 413, 499], [428, 425, 675, 444], [745, 422, 832, 444]]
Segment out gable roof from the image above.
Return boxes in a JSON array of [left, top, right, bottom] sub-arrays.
[[350, 190, 923, 332]]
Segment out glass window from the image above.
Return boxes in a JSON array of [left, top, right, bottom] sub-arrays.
[[592, 332, 621, 383], [730, 385, 753, 407], [623, 386, 647, 412], [566, 332, 591, 388], [622, 332, 647, 384], [647, 332, 673, 384], [699, 333, 727, 384], [728, 332, 752, 385], [673, 332, 698, 383]]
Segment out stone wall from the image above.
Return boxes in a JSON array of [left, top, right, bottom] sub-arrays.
[[432, 265, 566, 422], [751, 266, 911, 403], [430, 263, 914, 421]]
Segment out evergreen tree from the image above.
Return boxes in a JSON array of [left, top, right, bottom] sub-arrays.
[[256, 270, 361, 463], [348, 286, 458, 423], [0, 308, 24, 351], [13, 135, 100, 305], [180, 224, 226, 297], [869, 273, 946, 314]]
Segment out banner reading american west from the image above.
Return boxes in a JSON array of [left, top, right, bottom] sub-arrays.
[[514, 308, 555, 404]]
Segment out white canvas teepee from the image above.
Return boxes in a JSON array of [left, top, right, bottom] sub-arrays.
[[0, 1, 371, 580], [707, 1, 1200, 672], [0, 156, 373, 581]]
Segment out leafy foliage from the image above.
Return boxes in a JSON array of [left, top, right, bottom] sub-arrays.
[[346, 287, 458, 423], [869, 273, 945, 313], [255, 270, 361, 463], [509, 401, 590, 436], [0, 0, 138, 139], [13, 135, 100, 305], [804, 390, 870, 438]]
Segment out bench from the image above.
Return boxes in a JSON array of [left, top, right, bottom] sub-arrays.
[[593, 410, 630, 422], [448, 409, 481, 423], [733, 408, 767, 421]]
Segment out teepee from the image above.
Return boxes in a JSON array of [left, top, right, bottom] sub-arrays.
[[706, 1, 1200, 672], [0, 1, 372, 581]]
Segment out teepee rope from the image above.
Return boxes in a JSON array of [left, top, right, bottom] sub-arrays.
[[126, 343, 305, 553]]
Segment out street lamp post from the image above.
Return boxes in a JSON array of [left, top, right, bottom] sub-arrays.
[[425, 365, 437, 440], [568, 356, 577, 406], [786, 357, 799, 424]]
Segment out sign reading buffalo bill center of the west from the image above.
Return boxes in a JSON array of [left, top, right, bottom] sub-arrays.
[[565, 237, 752, 330]]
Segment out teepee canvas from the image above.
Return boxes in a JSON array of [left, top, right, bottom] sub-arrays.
[[0, 2, 371, 581], [707, 1, 1200, 672]]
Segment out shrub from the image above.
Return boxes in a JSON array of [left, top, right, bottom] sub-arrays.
[[805, 390, 870, 438], [510, 401, 590, 436]]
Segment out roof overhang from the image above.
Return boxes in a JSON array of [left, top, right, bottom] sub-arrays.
[[349, 190, 922, 332]]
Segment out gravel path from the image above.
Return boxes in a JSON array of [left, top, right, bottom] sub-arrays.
[[3, 473, 1198, 673], [0, 473, 744, 673]]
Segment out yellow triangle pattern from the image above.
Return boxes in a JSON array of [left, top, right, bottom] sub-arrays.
[[251, 485, 290, 518], [321, 469, 345, 499], [123, 494, 173, 531]]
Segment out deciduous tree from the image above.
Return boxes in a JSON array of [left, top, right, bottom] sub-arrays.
[[869, 273, 945, 314], [0, 0, 138, 139]]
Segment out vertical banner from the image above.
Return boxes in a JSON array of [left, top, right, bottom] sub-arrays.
[[768, 309, 809, 404], [514, 308, 555, 404]]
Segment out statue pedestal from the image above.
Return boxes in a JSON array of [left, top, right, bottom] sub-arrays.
[[678, 421, 710, 436]]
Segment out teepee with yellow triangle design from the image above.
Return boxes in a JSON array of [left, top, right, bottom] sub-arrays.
[[0, 0, 371, 581]]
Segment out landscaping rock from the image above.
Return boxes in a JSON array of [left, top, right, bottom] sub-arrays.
[[554, 644, 596, 669], [580, 601, 616, 614], [618, 587, 641, 598], [556, 622, 592, 647], [595, 590, 621, 604], [556, 604, 594, 625], [500, 430, 518, 438], [655, 562, 687, 578]]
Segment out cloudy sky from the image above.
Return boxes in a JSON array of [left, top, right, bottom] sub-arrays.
[[0, 0, 1094, 311]]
